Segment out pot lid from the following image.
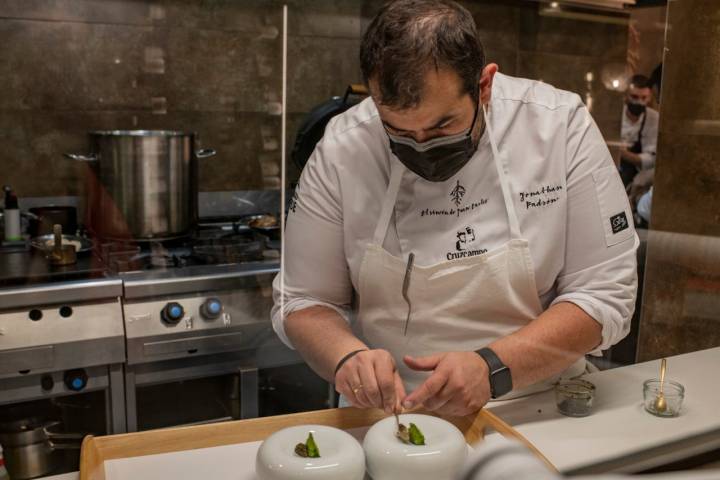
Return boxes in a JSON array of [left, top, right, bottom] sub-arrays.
[[90, 130, 195, 137], [0, 416, 47, 434]]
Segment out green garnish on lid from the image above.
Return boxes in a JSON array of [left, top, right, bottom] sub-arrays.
[[396, 421, 425, 446], [408, 423, 425, 446], [306, 432, 320, 457], [295, 432, 320, 458]]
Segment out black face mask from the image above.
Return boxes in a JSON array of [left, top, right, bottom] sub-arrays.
[[386, 103, 481, 183], [626, 101, 646, 117]]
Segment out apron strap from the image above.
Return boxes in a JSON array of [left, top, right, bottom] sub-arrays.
[[631, 111, 647, 153], [373, 163, 404, 245], [483, 104, 523, 240]]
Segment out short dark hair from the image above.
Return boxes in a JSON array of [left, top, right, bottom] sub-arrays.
[[359, 0, 485, 109], [629, 74, 651, 90]]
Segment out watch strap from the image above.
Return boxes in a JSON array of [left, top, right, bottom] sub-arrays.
[[476, 347, 513, 398]]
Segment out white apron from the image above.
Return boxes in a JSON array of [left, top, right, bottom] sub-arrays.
[[356, 105, 586, 399]]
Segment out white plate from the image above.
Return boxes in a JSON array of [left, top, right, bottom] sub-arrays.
[[363, 414, 467, 480], [255, 424, 365, 480]]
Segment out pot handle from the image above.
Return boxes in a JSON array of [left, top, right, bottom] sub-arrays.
[[48, 439, 83, 450], [196, 148, 216, 159], [44, 423, 85, 450], [46, 431, 85, 440], [63, 153, 98, 162]]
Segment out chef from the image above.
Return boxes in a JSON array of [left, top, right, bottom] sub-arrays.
[[272, 0, 638, 417], [618, 74, 660, 187]]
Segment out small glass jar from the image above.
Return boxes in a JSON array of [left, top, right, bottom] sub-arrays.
[[643, 379, 685, 417], [555, 379, 596, 417]]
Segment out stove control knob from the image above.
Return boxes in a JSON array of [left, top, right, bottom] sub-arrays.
[[161, 302, 185, 325], [41, 374, 54, 391], [64, 369, 88, 392], [200, 298, 223, 320]]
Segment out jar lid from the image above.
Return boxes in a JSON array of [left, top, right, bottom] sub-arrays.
[[555, 379, 596, 398]]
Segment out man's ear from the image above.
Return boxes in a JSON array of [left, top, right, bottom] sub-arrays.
[[479, 63, 499, 105]]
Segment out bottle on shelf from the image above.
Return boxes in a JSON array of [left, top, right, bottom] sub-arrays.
[[3, 185, 22, 243]]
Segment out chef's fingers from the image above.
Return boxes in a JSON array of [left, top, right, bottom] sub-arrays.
[[394, 372, 407, 412], [336, 365, 370, 408], [420, 381, 454, 412], [350, 371, 374, 408], [403, 353, 443, 372], [403, 370, 448, 409], [357, 358, 383, 409], [373, 355, 398, 413]]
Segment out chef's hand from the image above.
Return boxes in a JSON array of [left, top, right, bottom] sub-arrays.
[[402, 352, 491, 416], [335, 349, 406, 413]]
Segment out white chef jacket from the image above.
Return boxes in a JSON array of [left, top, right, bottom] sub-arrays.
[[621, 104, 659, 170], [272, 72, 638, 354]]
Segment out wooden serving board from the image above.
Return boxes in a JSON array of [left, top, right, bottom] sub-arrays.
[[79, 407, 553, 480]]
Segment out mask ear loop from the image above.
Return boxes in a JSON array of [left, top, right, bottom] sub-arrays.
[[466, 86, 481, 138]]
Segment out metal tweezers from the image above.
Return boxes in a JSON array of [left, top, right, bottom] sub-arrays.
[[402, 252, 415, 336]]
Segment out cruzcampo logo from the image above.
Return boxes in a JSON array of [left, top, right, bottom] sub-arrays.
[[450, 180, 466, 207], [447, 225, 487, 260]]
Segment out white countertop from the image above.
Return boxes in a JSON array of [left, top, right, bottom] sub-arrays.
[[40, 347, 720, 479], [485, 347, 720, 474]]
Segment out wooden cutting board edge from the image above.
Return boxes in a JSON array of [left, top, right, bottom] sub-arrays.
[[79, 406, 555, 480]]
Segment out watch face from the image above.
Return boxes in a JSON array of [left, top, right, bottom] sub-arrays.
[[492, 366, 513, 398]]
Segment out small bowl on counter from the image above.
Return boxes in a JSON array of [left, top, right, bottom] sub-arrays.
[[255, 424, 365, 480], [555, 379, 596, 417], [363, 414, 467, 480], [643, 379, 685, 417]]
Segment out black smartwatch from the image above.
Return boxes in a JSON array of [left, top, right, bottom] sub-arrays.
[[476, 347, 512, 399]]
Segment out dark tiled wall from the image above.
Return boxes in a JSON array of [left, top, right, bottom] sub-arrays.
[[0, 0, 628, 197], [1, 0, 286, 196]]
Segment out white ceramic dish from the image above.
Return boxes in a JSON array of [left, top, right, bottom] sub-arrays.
[[255, 424, 365, 480], [363, 414, 467, 480]]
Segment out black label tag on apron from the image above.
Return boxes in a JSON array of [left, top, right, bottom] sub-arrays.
[[610, 212, 629, 234]]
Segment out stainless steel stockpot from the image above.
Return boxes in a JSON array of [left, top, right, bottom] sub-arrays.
[[65, 130, 215, 240]]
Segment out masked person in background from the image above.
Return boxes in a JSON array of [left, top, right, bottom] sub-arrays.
[[619, 74, 660, 189], [272, 0, 638, 416]]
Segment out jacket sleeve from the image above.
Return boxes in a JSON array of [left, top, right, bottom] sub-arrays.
[[551, 95, 639, 353], [270, 134, 353, 349]]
